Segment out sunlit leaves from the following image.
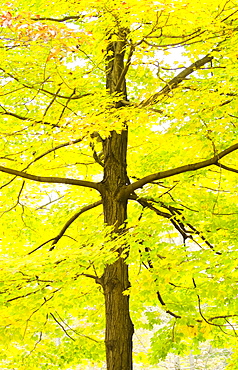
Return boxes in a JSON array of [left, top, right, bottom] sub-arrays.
[[0, 0, 237, 368]]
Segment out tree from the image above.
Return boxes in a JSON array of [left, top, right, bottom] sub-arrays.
[[0, 0, 237, 369]]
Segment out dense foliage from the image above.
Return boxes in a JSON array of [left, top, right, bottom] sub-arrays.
[[0, 0, 237, 368]]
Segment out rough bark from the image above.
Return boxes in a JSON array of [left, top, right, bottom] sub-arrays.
[[98, 29, 134, 370], [101, 249, 134, 370], [100, 129, 134, 370]]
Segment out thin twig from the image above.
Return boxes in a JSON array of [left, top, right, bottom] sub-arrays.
[[50, 312, 75, 341]]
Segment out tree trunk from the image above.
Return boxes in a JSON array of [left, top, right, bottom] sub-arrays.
[[100, 129, 134, 370], [102, 256, 134, 370], [97, 28, 134, 370]]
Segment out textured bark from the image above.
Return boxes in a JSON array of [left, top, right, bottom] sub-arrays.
[[99, 29, 134, 370], [102, 257, 134, 370], [100, 129, 134, 370]]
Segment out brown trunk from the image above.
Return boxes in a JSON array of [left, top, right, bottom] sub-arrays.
[[102, 257, 134, 370], [100, 130, 134, 370], [99, 29, 134, 370]]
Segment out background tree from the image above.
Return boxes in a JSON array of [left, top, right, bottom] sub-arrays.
[[0, 0, 237, 369]]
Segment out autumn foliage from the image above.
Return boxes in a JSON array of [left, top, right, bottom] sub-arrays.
[[0, 0, 237, 369]]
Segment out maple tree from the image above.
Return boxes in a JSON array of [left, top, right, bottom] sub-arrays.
[[0, 0, 238, 369]]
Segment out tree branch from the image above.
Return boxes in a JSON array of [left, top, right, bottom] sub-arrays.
[[31, 16, 83, 22], [125, 143, 238, 195], [0, 67, 91, 100], [144, 30, 205, 49], [0, 137, 86, 189], [193, 278, 226, 327], [0, 165, 100, 190], [38, 88, 91, 101], [28, 200, 102, 254], [209, 315, 238, 321], [140, 54, 213, 107], [0, 110, 60, 128], [115, 44, 135, 93], [129, 194, 171, 218], [217, 162, 238, 173], [28, 238, 56, 255], [50, 312, 75, 341], [54, 310, 100, 342], [24, 137, 85, 171], [1, 180, 25, 216], [50, 200, 102, 250], [130, 194, 221, 254]]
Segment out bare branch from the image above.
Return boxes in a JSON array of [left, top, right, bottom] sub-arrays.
[[24, 137, 85, 171], [221, 8, 238, 22], [217, 162, 238, 173], [57, 88, 76, 124], [140, 54, 213, 107], [139, 242, 182, 319], [224, 318, 238, 337], [0, 67, 91, 100], [129, 194, 171, 218], [23, 294, 56, 338], [28, 200, 102, 254], [36, 195, 64, 210], [125, 143, 238, 195], [193, 278, 225, 327], [81, 273, 98, 280], [1, 137, 85, 188], [27, 331, 43, 356], [0, 180, 25, 216], [209, 315, 238, 321], [130, 194, 221, 254], [115, 44, 135, 92], [32, 88, 91, 101], [28, 238, 56, 255], [55, 311, 100, 342], [156, 290, 181, 318], [31, 15, 83, 22], [50, 312, 75, 341], [42, 86, 61, 119], [0, 110, 60, 128], [148, 29, 203, 40], [144, 29, 205, 49], [50, 200, 102, 250], [7, 288, 41, 302], [0, 165, 100, 190]]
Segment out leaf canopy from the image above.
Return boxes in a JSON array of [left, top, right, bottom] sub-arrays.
[[0, 0, 238, 368]]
